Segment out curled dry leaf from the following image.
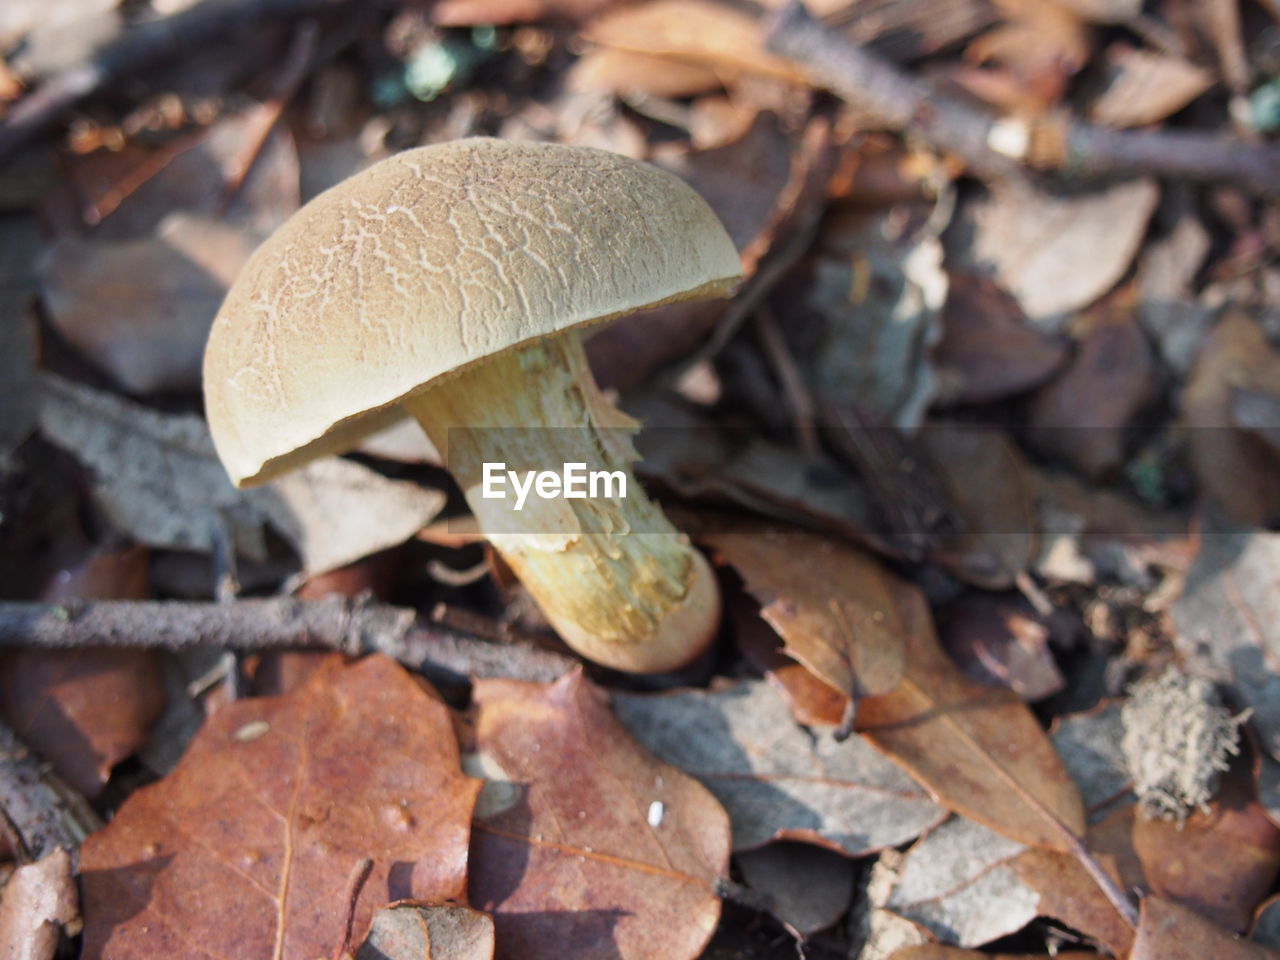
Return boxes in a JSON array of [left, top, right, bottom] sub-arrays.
[[467, 669, 730, 960], [80, 655, 480, 960], [0, 848, 78, 960], [699, 525, 907, 698], [612, 680, 945, 854], [855, 573, 1087, 851], [355, 903, 495, 960], [37, 375, 444, 573], [1132, 897, 1280, 960], [958, 178, 1159, 330], [0, 546, 164, 799]]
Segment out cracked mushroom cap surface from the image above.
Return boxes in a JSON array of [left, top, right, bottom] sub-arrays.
[[203, 138, 742, 487]]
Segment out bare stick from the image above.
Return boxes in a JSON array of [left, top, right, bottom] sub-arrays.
[[0, 720, 102, 862], [763, 1, 1280, 197], [0, 597, 576, 684]]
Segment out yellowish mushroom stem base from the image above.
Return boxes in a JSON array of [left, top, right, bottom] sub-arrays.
[[403, 331, 719, 673]]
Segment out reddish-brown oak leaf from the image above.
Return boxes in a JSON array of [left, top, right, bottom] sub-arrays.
[[467, 669, 730, 960], [80, 655, 481, 960], [1132, 897, 1280, 960]]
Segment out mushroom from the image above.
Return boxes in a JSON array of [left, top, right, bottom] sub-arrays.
[[203, 138, 741, 672]]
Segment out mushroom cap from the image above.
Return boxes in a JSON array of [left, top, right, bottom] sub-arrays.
[[203, 138, 742, 487]]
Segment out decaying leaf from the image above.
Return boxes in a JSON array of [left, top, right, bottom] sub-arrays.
[[467, 669, 730, 960], [0, 547, 164, 799], [81, 655, 480, 960], [1132, 897, 1280, 960], [736, 842, 857, 936], [957, 178, 1159, 330], [855, 574, 1087, 851], [39, 213, 258, 394], [0, 848, 78, 960], [612, 680, 945, 854], [700, 525, 908, 698], [37, 374, 444, 572], [1048, 701, 1130, 816], [885, 816, 1037, 946], [355, 904, 495, 960]]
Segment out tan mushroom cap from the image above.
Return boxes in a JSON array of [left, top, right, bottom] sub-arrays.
[[203, 138, 742, 487]]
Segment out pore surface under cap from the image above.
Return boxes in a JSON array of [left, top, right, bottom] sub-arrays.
[[203, 138, 742, 487]]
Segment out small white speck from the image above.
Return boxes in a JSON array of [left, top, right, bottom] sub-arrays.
[[233, 721, 270, 742], [647, 801, 665, 827], [387, 205, 402, 213]]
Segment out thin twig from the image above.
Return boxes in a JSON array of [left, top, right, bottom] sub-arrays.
[[763, 1, 1280, 197], [753, 303, 820, 456], [0, 0, 347, 162], [0, 597, 576, 684]]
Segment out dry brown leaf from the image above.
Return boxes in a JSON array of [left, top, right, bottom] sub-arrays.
[[583, 0, 805, 85], [1091, 44, 1215, 127], [960, 179, 1159, 330], [0, 547, 164, 799], [1182, 312, 1280, 525], [39, 213, 258, 394], [729, 594, 850, 727], [66, 109, 299, 238], [1028, 285, 1158, 480], [355, 904, 495, 960], [855, 576, 1087, 851], [81, 655, 480, 960], [1011, 805, 1137, 957], [433, 0, 613, 25], [966, 0, 1090, 109], [933, 272, 1068, 406], [700, 525, 908, 698], [1132, 897, 1280, 960], [917, 426, 1036, 589], [467, 669, 729, 960], [613, 680, 945, 854], [568, 48, 723, 99], [736, 842, 856, 936], [0, 848, 78, 960], [1131, 767, 1280, 933]]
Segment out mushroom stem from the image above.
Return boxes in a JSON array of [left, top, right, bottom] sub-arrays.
[[402, 331, 719, 673]]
